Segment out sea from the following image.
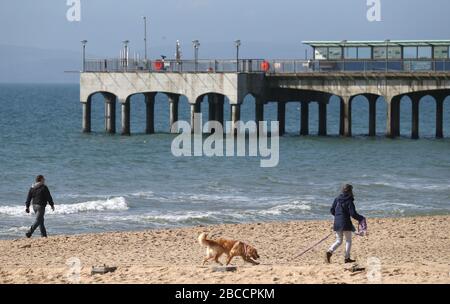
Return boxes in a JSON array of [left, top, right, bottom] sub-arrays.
[[0, 83, 449, 239]]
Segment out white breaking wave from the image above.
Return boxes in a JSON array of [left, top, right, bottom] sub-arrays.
[[360, 180, 450, 191], [0, 226, 29, 234], [0, 197, 128, 216], [259, 200, 312, 215], [130, 191, 156, 199], [129, 190, 302, 206], [103, 211, 219, 224], [131, 191, 258, 203], [149, 212, 214, 221], [102, 202, 315, 225]]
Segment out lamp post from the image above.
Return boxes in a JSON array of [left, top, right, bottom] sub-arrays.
[[176, 40, 182, 62], [123, 40, 130, 71], [176, 40, 182, 72], [81, 40, 87, 72], [143, 16, 148, 62], [192, 40, 200, 72], [235, 40, 241, 72]]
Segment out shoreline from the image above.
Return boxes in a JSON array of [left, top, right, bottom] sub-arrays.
[[2, 212, 449, 241], [0, 215, 449, 284]]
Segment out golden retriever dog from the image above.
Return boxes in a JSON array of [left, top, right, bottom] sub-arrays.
[[198, 233, 260, 266]]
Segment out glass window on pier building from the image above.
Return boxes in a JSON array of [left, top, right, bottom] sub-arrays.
[[303, 40, 450, 72]]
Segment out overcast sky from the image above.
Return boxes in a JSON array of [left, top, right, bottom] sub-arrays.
[[1, 0, 449, 59]]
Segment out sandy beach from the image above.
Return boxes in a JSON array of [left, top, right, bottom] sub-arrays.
[[0, 215, 449, 284]]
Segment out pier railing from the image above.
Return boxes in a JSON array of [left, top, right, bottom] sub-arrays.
[[267, 59, 450, 73], [84, 58, 450, 73], [84, 59, 265, 73]]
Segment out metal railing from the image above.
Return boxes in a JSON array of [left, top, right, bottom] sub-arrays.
[[84, 59, 265, 73], [266, 59, 450, 73], [84, 58, 450, 73]]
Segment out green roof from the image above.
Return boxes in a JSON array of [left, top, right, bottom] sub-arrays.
[[303, 40, 450, 48]]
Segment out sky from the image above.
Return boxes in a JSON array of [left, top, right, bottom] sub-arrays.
[[0, 0, 449, 82]]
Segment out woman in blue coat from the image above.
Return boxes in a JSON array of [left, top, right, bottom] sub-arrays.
[[326, 184, 364, 263]]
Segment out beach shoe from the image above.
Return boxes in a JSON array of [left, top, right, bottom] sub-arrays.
[[345, 258, 356, 263], [25, 232, 32, 238], [326, 251, 332, 263]]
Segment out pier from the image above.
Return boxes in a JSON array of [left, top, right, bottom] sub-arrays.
[[80, 40, 450, 138]]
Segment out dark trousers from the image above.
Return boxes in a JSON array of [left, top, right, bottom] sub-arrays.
[[28, 205, 47, 237]]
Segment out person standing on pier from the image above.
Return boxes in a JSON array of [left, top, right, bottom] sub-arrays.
[[326, 184, 365, 264], [24, 175, 55, 238]]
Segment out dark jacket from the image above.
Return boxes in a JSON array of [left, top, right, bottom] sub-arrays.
[[25, 183, 54, 209], [330, 193, 364, 232]]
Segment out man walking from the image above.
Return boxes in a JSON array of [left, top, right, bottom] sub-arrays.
[[25, 175, 55, 238]]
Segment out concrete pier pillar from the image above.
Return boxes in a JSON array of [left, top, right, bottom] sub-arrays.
[[169, 94, 179, 133], [436, 96, 444, 139], [394, 98, 401, 137], [387, 96, 401, 138], [368, 96, 377, 137], [190, 102, 201, 133], [318, 101, 327, 136], [230, 104, 241, 134], [215, 95, 224, 127], [104, 95, 116, 134], [121, 100, 131, 136], [277, 102, 286, 136], [411, 96, 420, 139], [300, 101, 309, 136], [145, 93, 155, 134], [343, 97, 352, 137], [339, 97, 345, 136], [82, 99, 91, 133], [255, 100, 264, 135]]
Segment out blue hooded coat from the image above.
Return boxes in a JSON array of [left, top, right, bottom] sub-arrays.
[[330, 193, 364, 232]]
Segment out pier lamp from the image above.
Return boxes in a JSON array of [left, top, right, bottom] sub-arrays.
[[143, 16, 148, 62], [123, 40, 130, 70], [385, 39, 391, 58], [235, 40, 241, 72], [81, 40, 87, 72], [192, 40, 200, 72], [123, 40, 130, 54]]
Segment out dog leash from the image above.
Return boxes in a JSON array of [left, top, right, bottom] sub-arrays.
[[292, 232, 333, 260]]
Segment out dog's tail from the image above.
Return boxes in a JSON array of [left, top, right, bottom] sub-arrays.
[[198, 232, 209, 247]]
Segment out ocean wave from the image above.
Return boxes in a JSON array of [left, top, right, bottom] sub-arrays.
[[359, 181, 450, 191], [0, 226, 29, 234], [103, 201, 314, 225], [0, 197, 128, 216], [62, 187, 327, 209], [187, 194, 260, 204], [130, 191, 156, 198], [129, 190, 299, 206], [258, 200, 312, 215], [139, 211, 218, 222], [103, 211, 220, 225]]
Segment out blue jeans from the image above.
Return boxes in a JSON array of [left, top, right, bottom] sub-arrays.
[[28, 205, 47, 237]]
